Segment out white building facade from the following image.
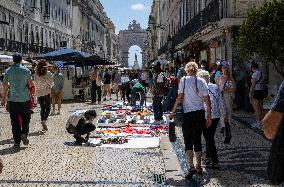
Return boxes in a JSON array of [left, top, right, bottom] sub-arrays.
[[0, 0, 73, 56], [72, 0, 108, 58]]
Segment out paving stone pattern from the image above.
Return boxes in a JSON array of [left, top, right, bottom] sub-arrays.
[[0, 102, 278, 187], [0, 103, 166, 187], [172, 119, 275, 187]]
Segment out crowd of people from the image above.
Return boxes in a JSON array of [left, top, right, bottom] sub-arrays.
[[0, 53, 282, 185], [1, 54, 65, 146]]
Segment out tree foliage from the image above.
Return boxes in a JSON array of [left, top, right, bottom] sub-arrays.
[[238, 0, 284, 77]]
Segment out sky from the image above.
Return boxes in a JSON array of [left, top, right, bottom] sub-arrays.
[[100, 0, 152, 67]]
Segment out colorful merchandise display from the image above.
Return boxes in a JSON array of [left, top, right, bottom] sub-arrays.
[[91, 103, 169, 148]]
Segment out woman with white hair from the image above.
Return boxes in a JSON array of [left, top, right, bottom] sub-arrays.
[[197, 70, 225, 169], [170, 62, 212, 179]]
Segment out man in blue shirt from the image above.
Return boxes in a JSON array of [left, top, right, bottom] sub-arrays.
[[1, 54, 34, 149]]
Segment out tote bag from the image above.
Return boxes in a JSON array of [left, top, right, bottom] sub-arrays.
[[174, 77, 186, 126]]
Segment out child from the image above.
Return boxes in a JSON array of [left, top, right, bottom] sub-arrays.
[[66, 110, 97, 144]]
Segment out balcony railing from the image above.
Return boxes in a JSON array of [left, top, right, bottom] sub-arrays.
[[158, 0, 223, 55], [0, 38, 54, 55]]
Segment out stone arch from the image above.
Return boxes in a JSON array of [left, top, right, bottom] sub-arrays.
[[118, 20, 147, 67]]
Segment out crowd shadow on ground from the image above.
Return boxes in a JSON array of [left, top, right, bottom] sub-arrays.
[[0, 131, 44, 155], [169, 125, 272, 186]]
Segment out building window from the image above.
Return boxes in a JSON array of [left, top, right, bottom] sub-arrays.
[[45, 29, 48, 47], [56, 34, 58, 48], [41, 28, 44, 46], [52, 32, 55, 48], [49, 30, 51, 47], [30, 25, 34, 44], [61, 9, 64, 24], [35, 26, 39, 45], [24, 23, 29, 43], [40, 0, 43, 13]]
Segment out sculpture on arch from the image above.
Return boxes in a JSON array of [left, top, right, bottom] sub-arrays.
[[118, 20, 147, 67]]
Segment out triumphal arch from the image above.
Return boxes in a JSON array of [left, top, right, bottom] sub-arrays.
[[118, 20, 147, 67]]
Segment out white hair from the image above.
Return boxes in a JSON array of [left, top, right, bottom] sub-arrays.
[[197, 70, 210, 83]]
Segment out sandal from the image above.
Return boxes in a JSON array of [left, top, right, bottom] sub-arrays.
[[185, 168, 196, 179], [196, 167, 203, 175]]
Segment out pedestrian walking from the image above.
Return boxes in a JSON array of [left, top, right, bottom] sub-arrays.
[[96, 71, 103, 105], [112, 68, 122, 101], [263, 81, 284, 185], [209, 61, 218, 84], [121, 72, 131, 103], [103, 69, 112, 101], [197, 70, 225, 169], [51, 67, 64, 115], [89, 67, 99, 104], [170, 62, 212, 179], [152, 68, 165, 123], [250, 62, 266, 128], [1, 54, 34, 148], [34, 61, 54, 132], [219, 61, 235, 143], [165, 75, 178, 112]]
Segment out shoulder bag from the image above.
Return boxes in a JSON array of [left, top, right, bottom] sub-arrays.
[[174, 77, 186, 126]]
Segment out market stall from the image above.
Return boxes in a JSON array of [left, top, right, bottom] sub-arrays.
[[88, 102, 170, 149]]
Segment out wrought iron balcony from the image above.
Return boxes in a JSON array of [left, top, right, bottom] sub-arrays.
[[202, 0, 220, 26], [158, 0, 223, 55]]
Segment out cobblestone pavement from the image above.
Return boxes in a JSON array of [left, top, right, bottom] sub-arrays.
[[0, 103, 166, 187], [0, 101, 278, 187], [171, 118, 274, 187]]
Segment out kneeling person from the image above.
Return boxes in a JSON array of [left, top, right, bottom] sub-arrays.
[[66, 110, 97, 144]]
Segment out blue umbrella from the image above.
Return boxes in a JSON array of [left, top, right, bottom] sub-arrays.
[[33, 48, 92, 61]]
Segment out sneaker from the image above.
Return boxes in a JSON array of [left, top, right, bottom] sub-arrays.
[[51, 110, 56, 115], [42, 121, 48, 132], [57, 111, 61, 115], [21, 134, 29, 145], [98, 102, 101, 105], [103, 98, 107, 101]]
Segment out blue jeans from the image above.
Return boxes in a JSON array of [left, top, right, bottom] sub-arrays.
[[153, 96, 163, 121], [166, 86, 178, 112]]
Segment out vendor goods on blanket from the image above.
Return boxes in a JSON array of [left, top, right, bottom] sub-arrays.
[[100, 137, 129, 144], [92, 103, 169, 148]]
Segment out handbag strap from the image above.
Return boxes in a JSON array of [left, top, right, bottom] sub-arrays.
[[183, 76, 186, 94], [255, 72, 263, 85]]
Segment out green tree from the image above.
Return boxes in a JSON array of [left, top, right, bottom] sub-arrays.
[[238, 0, 284, 77]]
